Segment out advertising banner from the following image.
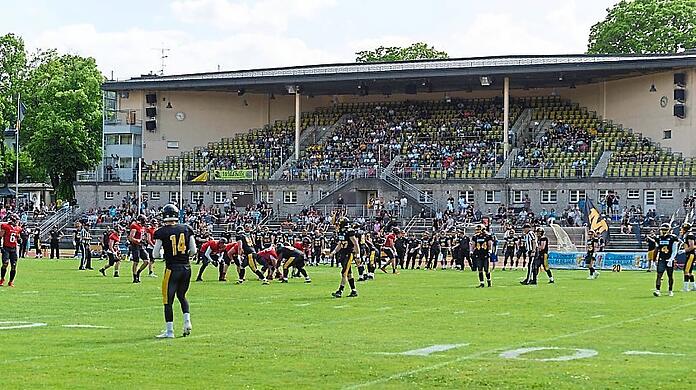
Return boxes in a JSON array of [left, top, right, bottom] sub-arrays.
[[548, 251, 687, 271], [212, 169, 254, 181]]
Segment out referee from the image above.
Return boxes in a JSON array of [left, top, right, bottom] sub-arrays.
[[520, 224, 536, 285], [152, 204, 197, 339]]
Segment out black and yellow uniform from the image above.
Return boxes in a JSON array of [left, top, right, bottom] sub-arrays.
[[502, 230, 516, 270], [585, 237, 599, 277], [646, 234, 657, 271], [427, 234, 441, 270], [236, 232, 266, 283], [682, 231, 696, 289], [472, 231, 492, 287], [153, 223, 194, 326], [278, 245, 310, 282], [406, 236, 421, 270], [654, 231, 679, 295], [531, 233, 554, 284], [311, 233, 324, 265], [332, 221, 359, 298]]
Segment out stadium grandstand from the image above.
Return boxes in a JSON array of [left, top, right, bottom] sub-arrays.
[[77, 53, 696, 228]]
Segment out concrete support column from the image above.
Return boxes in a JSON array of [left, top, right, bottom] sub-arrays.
[[503, 76, 510, 157], [295, 89, 301, 160]]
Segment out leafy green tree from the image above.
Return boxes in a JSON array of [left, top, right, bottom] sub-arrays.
[[588, 0, 696, 54], [0, 33, 27, 130], [23, 52, 103, 199], [0, 146, 45, 184], [356, 42, 448, 63]]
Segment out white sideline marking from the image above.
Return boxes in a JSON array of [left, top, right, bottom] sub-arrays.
[[258, 301, 272, 305], [0, 321, 47, 330], [375, 344, 469, 357], [497, 312, 510, 316], [295, 303, 311, 307], [543, 314, 555, 318], [623, 351, 684, 356], [80, 293, 100, 297], [343, 301, 696, 389], [21, 291, 39, 294], [500, 347, 598, 361], [453, 311, 466, 315], [116, 295, 132, 299], [684, 317, 695, 322], [62, 325, 112, 329], [591, 315, 604, 319]]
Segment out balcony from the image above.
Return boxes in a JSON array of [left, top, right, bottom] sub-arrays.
[[104, 109, 142, 135]]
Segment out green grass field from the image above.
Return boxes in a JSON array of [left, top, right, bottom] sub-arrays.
[[2, 259, 695, 389]]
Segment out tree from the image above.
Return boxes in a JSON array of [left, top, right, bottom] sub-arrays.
[[588, 0, 696, 54], [23, 52, 103, 199], [0, 33, 27, 130], [355, 42, 449, 63]]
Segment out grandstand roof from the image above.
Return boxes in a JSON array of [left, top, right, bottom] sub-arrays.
[[103, 53, 696, 95]]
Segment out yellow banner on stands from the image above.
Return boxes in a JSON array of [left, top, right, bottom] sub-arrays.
[[212, 169, 255, 181]]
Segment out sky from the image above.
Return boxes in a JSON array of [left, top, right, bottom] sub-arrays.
[[1, 0, 618, 80]]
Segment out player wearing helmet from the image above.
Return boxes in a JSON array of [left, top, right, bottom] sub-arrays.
[[128, 215, 151, 283], [472, 224, 493, 287], [330, 217, 361, 298], [645, 229, 657, 272], [654, 223, 679, 297], [530, 227, 554, 285], [152, 204, 197, 338], [195, 237, 227, 282]]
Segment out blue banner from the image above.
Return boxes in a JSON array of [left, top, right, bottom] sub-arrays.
[[548, 251, 688, 271]]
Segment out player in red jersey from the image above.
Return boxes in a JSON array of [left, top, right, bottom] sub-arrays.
[[257, 245, 279, 280], [99, 226, 123, 277], [0, 214, 23, 287], [195, 237, 227, 281], [128, 215, 150, 283], [145, 220, 158, 278], [219, 240, 242, 282], [379, 228, 399, 274]]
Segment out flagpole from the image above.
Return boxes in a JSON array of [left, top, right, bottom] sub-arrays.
[[15, 94, 20, 210], [137, 157, 142, 215]]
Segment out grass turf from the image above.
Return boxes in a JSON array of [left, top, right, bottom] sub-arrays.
[[2, 259, 695, 389]]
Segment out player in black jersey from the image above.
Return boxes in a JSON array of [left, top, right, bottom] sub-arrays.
[[645, 229, 657, 272], [311, 229, 324, 266], [654, 223, 679, 297], [585, 230, 600, 280], [235, 229, 268, 285], [426, 232, 441, 270], [405, 234, 421, 270], [472, 224, 493, 287], [531, 227, 554, 285], [152, 204, 197, 339], [679, 223, 696, 292], [417, 232, 429, 269], [502, 225, 516, 271], [330, 217, 361, 298], [277, 244, 311, 283]]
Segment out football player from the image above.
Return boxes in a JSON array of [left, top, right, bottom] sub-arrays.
[[99, 225, 122, 277], [0, 215, 22, 287], [680, 223, 695, 292], [645, 229, 657, 272], [128, 215, 150, 283], [471, 224, 493, 287], [152, 204, 197, 338], [195, 237, 227, 282], [277, 244, 311, 283], [654, 223, 679, 297], [330, 217, 360, 298], [530, 227, 554, 285], [502, 224, 516, 271]]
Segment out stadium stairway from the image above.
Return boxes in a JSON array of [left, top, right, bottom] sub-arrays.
[[591, 151, 613, 177], [511, 108, 533, 147], [495, 148, 519, 179]]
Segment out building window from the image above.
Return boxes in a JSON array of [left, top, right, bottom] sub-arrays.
[[119, 157, 133, 169], [663, 130, 672, 140], [569, 190, 586, 204], [214, 191, 227, 204], [104, 191, 114, 200], [259, 191, 274, 204], [540, 190, 557, 204], [512, 190, 527, 204], [458, 190, 474, 204], [660, 189, 673, 199], [485, 190, 501, 204], [191, 191, 204, 203], [283, 191, 297, 204], [169, 191, 180, 204], [419, 190, 433, 204], [627, 189, 640, 199], [167, 141, 180, 149], [598, 190, 609, 201], [150, 191, 160, 200]]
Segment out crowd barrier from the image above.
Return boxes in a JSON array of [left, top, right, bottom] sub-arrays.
[[548, 251, 687, 271]]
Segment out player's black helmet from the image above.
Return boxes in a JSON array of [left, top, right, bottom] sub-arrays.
[[682, 222, 692, 233], [392, 227, 400, 234], [218, 237, 228, 245], [137, 215, 147, 224], [162, 204, 179, 222], [523, 223, 531, 229], [536, 227, 545, 235], [338, 217, 350, 230]]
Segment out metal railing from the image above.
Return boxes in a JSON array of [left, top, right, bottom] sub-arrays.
[[37, 206, 77, 242], [382, 170, 438, 215], [393, 166, 498, 180], [509, 164, 592, 179], [282, 166, 381, 182]]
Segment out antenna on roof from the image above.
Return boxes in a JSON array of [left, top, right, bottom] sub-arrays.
[[151, 46, 171, 76]]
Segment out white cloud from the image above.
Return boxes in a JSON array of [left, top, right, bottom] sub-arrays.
[[29, 24, 342, 79], [348, 35, 416, 53], [170, 0, 337, 32]]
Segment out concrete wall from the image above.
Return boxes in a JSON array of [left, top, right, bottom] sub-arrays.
[[75, 177, 693, 217]]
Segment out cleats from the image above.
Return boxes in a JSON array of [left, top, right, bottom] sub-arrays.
[[379, 266, 388, 274], [280, 278, 288, 283], [113, 272, 119, 278], [348, 290, 358, 297], [476, 283, 485, 288], [99, 268, 106, 277], [182, 324, 192, 337], [548, 279, 555, 284], [331, 290, 342, 298], [0, 278, 4, 286], [148, 273, 158, 278], [195, 278, 203, 282], [519, 280, 528, 285], [669, 291, 674, 297], [304, 278, 312, 284], [155, 331, 174, 339], [653, 290, 661, 297], [8, 281, 14, 287], [262, 279, 270, 285]]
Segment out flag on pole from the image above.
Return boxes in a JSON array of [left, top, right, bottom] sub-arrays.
[[18, 101, 27, 123], [578, 197, 610, 242]]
